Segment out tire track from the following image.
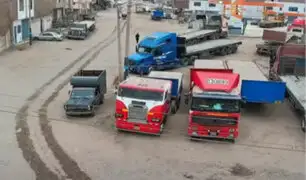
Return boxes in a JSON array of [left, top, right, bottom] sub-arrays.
[[15, 22, 125, 180], [38, 21, 127, 180]]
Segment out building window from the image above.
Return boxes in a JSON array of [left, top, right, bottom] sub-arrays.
[[288, 7, 298, 12], [209, 3, 216, 7], [19, 0, 24, 11], [194, 2, 201, 7]]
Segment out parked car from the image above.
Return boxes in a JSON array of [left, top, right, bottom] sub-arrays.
[[33, 31, 64, 41]]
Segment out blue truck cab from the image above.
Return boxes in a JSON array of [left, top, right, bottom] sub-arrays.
[[148, 71, 183, 113], [151, 9, 164, 20], [127, 32, 183, 74]]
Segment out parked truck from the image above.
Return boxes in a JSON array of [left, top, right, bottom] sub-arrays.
[[269, 42, 306, 132], [64, 70, 107, 116], [148, 71, 183, 113], [256, 29, 296, 56], [115, 76, 172, 135], [126, 32, 242, 74], [151, 8, 164, 20], [67, 20, 96, 40], [184, 60, 286, 142], [184, 14, 229, 45]]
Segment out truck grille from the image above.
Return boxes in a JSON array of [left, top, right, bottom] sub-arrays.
[[192, 116, 237, 126], [128, 101, 148, 123]]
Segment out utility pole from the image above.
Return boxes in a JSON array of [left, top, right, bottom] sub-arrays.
[[116, 1, 123, 83], [28, 0, 32, 46], [124, 0, 132, 57]]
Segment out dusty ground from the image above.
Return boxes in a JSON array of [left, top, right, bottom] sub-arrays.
[[0, 8, 304, 180]]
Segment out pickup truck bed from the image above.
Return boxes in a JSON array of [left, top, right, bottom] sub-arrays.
[[280, 75, 306, 111]]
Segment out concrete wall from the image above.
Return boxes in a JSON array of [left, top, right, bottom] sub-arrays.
[[0, 31, 12, 53]]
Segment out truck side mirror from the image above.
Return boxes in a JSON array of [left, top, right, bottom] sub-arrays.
[[68, 90, 71, 95], [114, 89, 118, 95]]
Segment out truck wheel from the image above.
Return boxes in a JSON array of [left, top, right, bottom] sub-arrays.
[[301, 117, 305, 132], [220, 47, 227, 56], [171, 101, 177, 114], [232, 45, 238, 53]]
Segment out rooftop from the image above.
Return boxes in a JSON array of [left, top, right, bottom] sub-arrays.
[[120, 76, 171, 91]]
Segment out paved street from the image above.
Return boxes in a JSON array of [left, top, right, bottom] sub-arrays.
[[0, 9, 305, 180]]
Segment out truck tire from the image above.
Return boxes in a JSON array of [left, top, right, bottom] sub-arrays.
[[220, 47, 227, 56], [171, 101, 177, 114]]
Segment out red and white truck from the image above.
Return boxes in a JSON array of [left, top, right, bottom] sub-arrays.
[[184, 60, 241, 142], [185, 59, 286, 142], [115, 76, 172, 135], [287, 18, 305, 36]]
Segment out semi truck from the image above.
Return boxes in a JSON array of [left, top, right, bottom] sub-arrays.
[[148, 71, 183, 113], [269, 42, 306, 132], [67, 20, 96, 40], [115, 76, 173, 135], [184, 60, 286, 142], [126, 32, 242, 74], [64, 70, 107, 116]]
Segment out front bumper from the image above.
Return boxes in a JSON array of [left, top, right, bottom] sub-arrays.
[[116, 120, 161, 135], [188, 130, 237, 141], [65, 109, 93, 116]]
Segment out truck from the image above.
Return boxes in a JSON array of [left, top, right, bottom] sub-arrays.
[[259, 12, 285, 28], [148, 71, 183, 113], [287, 18, 305, 36], [256, 29, 298, 56], [67, 20, 96, 40], [185, 60, 286, 142], [184, 14, 229, 45], [64, 70, 107, 116], [126, 32, 242, 74], [115, 76, 172, 135], [151, 8, 164, 20], [269, 42, 306, 132]]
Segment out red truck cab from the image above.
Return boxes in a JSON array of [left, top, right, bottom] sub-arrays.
[[115, 76, 172, 135], [287, 18, 305, 35], [185, 68, 241, 142]]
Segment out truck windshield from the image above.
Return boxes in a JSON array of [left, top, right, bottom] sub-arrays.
[[191, 97, 240, 113], [71, 23, 86, 29], [118, 87, 163, 101], [71, 89, 94, 99], [138, 46, 153, 54]]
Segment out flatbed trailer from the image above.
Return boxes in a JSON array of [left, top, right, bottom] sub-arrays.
[[180, 29, 220, 45], [184, 39, 242, 62], [194, 59, 286, 104], [279, 75, 305, 130], [269, 43, 306, 131], [259, 20, 284, 28]]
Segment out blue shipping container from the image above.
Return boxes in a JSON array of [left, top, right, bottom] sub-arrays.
[[241, 80, 286, 103]]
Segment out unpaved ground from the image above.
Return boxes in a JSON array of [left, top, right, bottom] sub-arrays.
[[0, 9, 304, 180], [48, 12, 304, 180]]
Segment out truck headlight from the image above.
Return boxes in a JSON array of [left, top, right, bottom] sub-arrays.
[[88, 105, 91, 110]]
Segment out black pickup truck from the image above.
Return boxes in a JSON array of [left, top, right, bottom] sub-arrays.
[[64, 70, 107, 116]]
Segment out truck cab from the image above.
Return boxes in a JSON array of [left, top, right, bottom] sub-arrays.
[[64, 70, 106, 116], [115, 76, 172, 135], [185, 68, 241, 142], [287, 18, 305, 36], [127, 32, 178, 74]]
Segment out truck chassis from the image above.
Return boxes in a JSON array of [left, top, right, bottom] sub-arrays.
[[183, 39, 242, 64], [181, 29, 226, 46]]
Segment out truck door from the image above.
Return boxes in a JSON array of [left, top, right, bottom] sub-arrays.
[[164, 91, 171, 113], [153, 47, 166, 68]]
